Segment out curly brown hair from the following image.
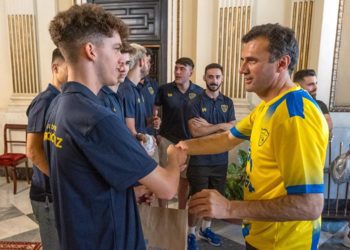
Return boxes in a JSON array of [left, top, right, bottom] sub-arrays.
[[49, 4, 129, 63]]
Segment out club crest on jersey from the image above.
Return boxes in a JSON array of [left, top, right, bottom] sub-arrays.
[[167, 92, 173, 97], [148, 87, 154, 95], [189, 93, 197, 99], [244, 175, 255, 193], [201, 107, 207, 113], [221, 104, 228, 112], [137, 97, 141, 103], [258, 128, 269, 146]]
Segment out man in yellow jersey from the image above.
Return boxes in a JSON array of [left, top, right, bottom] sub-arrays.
[[176, 23, 328, 250]]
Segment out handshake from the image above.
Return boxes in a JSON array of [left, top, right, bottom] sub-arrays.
[[166, 141, 189, 172]]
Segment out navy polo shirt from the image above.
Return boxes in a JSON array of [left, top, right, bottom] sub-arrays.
[[188, 91, 235, 166], [118, 77, 147, 134], [138, 77, 158, 135], [44, 82, 157, 250], [26, 83, 59, 202], [97, 86, 125, 122], [155, 81, 203, 143], [316, 99, 329, 115]]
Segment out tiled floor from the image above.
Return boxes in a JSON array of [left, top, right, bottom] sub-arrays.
[[0, 176, 350, 249]]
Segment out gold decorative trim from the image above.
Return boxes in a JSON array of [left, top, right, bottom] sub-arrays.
[[217, 1, 251, 100], [8, 14, 39, 94], [291, 0, 314, 72], [330, 0, 349, 112]]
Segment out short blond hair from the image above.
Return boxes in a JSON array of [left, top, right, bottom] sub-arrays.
[[129, 43, 147, 69]]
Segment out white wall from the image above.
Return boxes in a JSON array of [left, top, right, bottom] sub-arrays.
[[248, 0, 292, 106], [0, 1, 14, 111], [194, 0, 219, 87], [36, 0, 57, 91], [253, 0, 291, 26], [315, 0, 338, 105]]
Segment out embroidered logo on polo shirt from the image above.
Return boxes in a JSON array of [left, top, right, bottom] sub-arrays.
[[201, 107, 207, 113], [189, 93, 197, 99], [221, 104, 228, 112], [258, 128, 269, 146], [167, 92, 173, 97], [148, 87, 154, 95]]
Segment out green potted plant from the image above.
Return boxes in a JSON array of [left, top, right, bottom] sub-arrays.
[[225, 149, 248, 200]]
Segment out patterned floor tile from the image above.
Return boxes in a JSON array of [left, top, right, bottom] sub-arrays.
[[0, 215, 38, 240], [26, 213, 38, 224], [2, 228, 41, 242], [0, 206, 24, 222]]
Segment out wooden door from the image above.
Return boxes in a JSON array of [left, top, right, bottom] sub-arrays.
[[87, 0, 168, 85]]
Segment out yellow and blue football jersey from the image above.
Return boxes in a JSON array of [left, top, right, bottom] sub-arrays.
[[230, 86, 328, 249]]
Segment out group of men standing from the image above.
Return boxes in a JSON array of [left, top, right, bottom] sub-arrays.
[[26, 8, 234, 249], [24, 3, 330, 250]]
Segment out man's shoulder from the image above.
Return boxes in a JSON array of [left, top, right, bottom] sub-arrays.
[[35, 85, 59, 102], [220, 93, 233, 104], [145, 77, 158, 87], [316, 99, 329, 114], [27, 86, 59, 115], [159, 82, 174, 90], [189, 93, 204, 104], [190, 82, 204, 93], [118, 81, 134, 96], [53, 93, 116, 132]]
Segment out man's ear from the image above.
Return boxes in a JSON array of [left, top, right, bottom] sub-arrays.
[[84, 42, 97, 61], [51, 63, 58, 74], [277, 55, 291, 73], [139, 57, 144, 67]]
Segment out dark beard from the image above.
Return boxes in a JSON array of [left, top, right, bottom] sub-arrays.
[[206, 83, 220, 92]]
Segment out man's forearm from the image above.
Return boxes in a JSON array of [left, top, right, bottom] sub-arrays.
[[27, 133, 50, 176], [229, 193, 323, 221], [28, 148, 50, 176], [190, 123, 223, 137], [125, 117, 138, 136], [180, 130, 242, 155]]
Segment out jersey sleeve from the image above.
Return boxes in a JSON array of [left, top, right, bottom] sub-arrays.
[[230, 105, 259, 140], [273, 112, 327, 194]]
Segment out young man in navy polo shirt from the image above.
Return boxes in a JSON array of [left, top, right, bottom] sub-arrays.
[[98, 44, 135, 122], [155, 57, 203, 208], [46, 4, 186, 250], [138, 48, 160, 136], [186, 63, 235, 250], [118, 43, 160, 139], [26, 48, 67, 250]]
